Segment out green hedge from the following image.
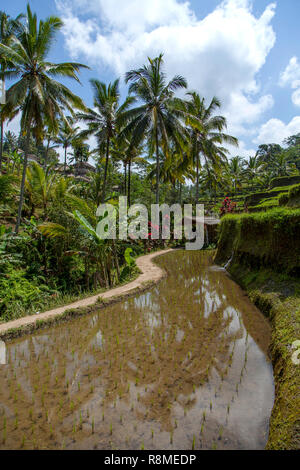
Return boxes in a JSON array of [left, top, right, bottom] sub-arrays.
[[279, 194, 289, 206], [215, 208, 300, 274], [245, 189, 289, 207], [270, 175, 300, 189], [289, 183, 300, 198]]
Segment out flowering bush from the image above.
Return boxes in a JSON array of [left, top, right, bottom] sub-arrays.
[[220, 197, 237, 217]]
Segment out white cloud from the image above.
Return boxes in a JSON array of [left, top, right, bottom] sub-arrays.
[[279, 56, 300, 108], [254, 116, 300, 145], [57, 0, 276, 146], [227, 139, 256, 158], [279, 56, 300, 88], [292, 88, 300, 107]]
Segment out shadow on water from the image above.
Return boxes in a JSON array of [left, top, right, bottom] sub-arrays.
[[0, 250, 274, 450]]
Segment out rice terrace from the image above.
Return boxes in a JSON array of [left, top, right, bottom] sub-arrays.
[[0, 0, 299, 455]]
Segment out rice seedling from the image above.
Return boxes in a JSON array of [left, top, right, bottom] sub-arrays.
[[192, 435, 196, 450]]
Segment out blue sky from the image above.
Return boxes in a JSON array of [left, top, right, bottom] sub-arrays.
[[4, 0, 300, 159]]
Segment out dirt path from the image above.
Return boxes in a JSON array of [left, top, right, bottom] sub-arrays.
[[0, 249, 173, 336]]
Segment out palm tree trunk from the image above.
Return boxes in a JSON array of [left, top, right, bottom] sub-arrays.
[[196, 152, 200, 203], [44, 138, 50, 172], [15, 120, 31, 234], [112, 239, 120, 281], [155, 127, 163, 244], [155, 128, 160, 205], [64, 145, 67, 174], [124, 162, 127, 196], [128, 158, 132, 207], [101, 135, 110, 203], [204, 154, 212, 195]]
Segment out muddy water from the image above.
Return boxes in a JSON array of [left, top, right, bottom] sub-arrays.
[[0, 250, 274, 450]]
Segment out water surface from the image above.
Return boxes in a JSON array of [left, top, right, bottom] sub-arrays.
[[0, 250, 274, 450]]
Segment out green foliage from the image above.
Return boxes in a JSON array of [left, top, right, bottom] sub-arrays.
[[0, 266, 55, 320], [124, 248, 135, 267], [0, 174, 17, 204]]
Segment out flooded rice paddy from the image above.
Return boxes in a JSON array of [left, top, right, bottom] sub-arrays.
[[0, 250, 274, 450]]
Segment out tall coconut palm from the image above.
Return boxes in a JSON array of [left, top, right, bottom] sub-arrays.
[[55, 116, 80, 173], [0, 4, 88, 233], [0, 10, 24, 171], [185, 92, 238, 202], [77, 79, 135, 203], [124, 54, 188, 204]]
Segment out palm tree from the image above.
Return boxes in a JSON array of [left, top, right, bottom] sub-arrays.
[[0, 4, 88, 233], [55, 116, 80, 173], [0, 10, 24, 171], [25, 161, 55, 219], [77, 79, 135, 203], [226, 156, 244, 193], [185, 92, 238, 202], [112, 134, 145, 206], [244, 155, 264, 190], [69, 138, 91, 164], [124, 54, 188, 204], [269, 152, 296, 178]]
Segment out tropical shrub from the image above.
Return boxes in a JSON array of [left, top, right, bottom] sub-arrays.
[[220, 197, 237, 217]]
